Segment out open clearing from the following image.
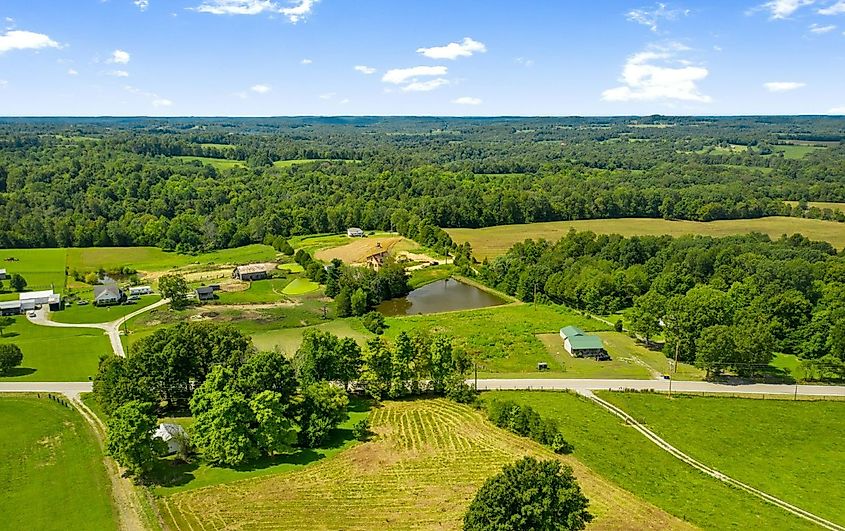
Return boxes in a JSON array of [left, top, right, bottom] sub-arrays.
[[597, 392, 845, 526], [488, 391, 817, 530], [281, 277, 320, 295], [314, 236, 404, 263], [67, 244, 276, 274], [0, 395, 117, 531], [447, 216, 845, 259], [0, 317, 110, 381], [160, 399, 689, 530], [176, 156, 342, 171], [784, 200, 845, 213], [0, 248, 67, 295], [50, 294, 162, 324]]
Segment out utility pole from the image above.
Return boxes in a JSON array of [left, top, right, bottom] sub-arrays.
[[474, 362, 478, 391]]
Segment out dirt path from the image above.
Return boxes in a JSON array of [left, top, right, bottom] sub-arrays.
[[582, 390, 845, 531], [68, 393, 150, 531]]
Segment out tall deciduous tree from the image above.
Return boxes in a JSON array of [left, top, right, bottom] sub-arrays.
[[297, 382, 349, 448], [105, 401, 164, 480], [463, 457, 592, 531], [158, 274, 189, 309], [0, 343, 23, 375]]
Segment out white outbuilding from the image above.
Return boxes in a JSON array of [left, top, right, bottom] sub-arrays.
[[153, 423, 188, 455]]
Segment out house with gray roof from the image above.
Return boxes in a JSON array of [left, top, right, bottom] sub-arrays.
[[93, 284, 124, 306]]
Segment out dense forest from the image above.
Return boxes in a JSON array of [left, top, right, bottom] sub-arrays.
[[480, 230, 845, 376], [0, 116, 844, 251]]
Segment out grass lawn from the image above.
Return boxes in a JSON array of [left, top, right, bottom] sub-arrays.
[[281, 277, 319, 295], [0, 248, 67, 293], [486, 391, 815, 530], [150, 398, 372, 496], [384, 303, 610, 376], [447, 216, 845, 259], [210, 278, 291, 305], [597, 392, 845, 525], [0, 395, 117, 531], [277, 262, 304, 273], [408, 264, 453, 289], [50, 295, 162, 324], [160, 399, 688, 530], [0, 317, 110, 381]]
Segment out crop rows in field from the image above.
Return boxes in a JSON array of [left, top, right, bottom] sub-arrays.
[[160, 399, 689, 530]]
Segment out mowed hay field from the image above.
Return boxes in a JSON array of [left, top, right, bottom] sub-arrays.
[[0, 248, 67, 294], [160, 399, 690, 531], [784, 200, 845, 213], [0, 395, 117, 531], [447, 216, 845, 259], [597, 392, 845, 526], [314, 236, 404, 263]]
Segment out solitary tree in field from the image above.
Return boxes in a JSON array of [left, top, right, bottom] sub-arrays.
[[9, 274, 27, 292], [0, 316, 14, 337], [0, 344, 24, 376], [158, 274, 189, 309], [106, 400, 164, 480], [463, 457, 592, 531]]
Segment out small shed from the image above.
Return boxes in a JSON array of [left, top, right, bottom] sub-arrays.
[[0, 268, 6, 280], [128, 285, 153, 297], [0, 300, 21, 316], [559, 326, 609, 360], [196, 286, 216, 301], [347, 227, 364, 238], [153, 423, 188, 455], [232, 264, 269, 282]]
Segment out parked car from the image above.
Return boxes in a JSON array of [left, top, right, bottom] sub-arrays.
[[77, 300, 89, 306], [27, 311, 36, 318], [122, 299, 137, 305]]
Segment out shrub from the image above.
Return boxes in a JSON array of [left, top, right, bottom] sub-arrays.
[[485, 399, 573, 454], [361, 311, 385, 334], [352, 418, 371, 441], [614, 319, 623, 332], [0, 344, 24, 375]]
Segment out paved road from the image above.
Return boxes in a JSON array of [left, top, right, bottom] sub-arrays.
[[473, 378, 845, 397], [0, 381, 93, 395], [28, 298, 169, 357]]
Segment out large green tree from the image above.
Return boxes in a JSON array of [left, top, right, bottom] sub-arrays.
[[105, 401, 164, 480], [297, 382, 349, 448], [158, 274, 189, 309], [0, 344, 23, 375], [463, 457, 592, 531]]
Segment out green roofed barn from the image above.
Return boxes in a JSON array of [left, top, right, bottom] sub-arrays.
[[559, 326, 610, 361]]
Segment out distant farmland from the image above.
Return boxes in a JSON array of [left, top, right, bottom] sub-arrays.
[[447, 216, 845, 259], [784, 200, 845, 213]]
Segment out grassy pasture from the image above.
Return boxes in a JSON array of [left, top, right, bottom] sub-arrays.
[[250, 319, 369, 353], [314, 236, 404, 263], [161, 399, 689, 530], [66, 244, 276, 273], [281, 277, 320, 295], [597, 392, 845, 525], [384, 303, 610, 376], [771, 144, 826, 159], [0, 395, 117, 531], [0, 248, 67, 294], [176, 156, 341, 170], [784, 200, 845, 213], [447, 216, 845, 259], [488, 391, 816, 530], [0, 317, 110, 381]]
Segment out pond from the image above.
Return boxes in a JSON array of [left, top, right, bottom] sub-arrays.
[[377, 278, 506, 316]]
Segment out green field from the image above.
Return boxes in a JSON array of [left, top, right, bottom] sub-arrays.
[[277, 262, 305, 273], [597, 392, 845, 525], [250, 319, 369, 353], [66, 244, 276, 273], [772, 144, 826, 159], [384, 303, 610, 376], [487, 391, 815, 530], [50, 295, 161, 324], [447, 216, 845, 259], [0, 317, 110, 381], [0, 248, 67, 294], [0, 395, 117, 530], [177, 156, 341, 171], [160, 399, 687, 530], [281, 277, 320, 295]]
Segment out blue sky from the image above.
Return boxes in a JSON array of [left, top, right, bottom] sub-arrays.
[[1, 0, 844, 116]]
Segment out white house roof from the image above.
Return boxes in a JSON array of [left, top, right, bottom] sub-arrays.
[[154, 423, 187, 442], [235, 264, 268, 275], [0, 300, 21, 310], [19, 290, 55, 301]]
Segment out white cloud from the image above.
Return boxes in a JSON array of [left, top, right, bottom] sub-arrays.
[[109, 49, 130, 64], [829, 105, 845, 113], [452, 96, 482, 105], [809, 23, 836, 32], [402, 78, 449, 92], [251, 83, 271, 93], [0, 80, 7, 88], [319, 92, 335, 100], [339, 98, 350, 104], [109, 70, 130, 77], [354, 65, 376, 74], [417, 37, 486, 60], [67, 68, 78, 76], [193, 0, 317, 22], [514, 57, 535, 67], [755, 0, 815, 19], [300, 58, 312, 64], [602, 43, 710, 103], [626, 3, 691, 32], [818, 0, 845, 14], [764, 81, 806, 91], [382, 65, 448, 84], [124, 85, 173, 108], [134, 0, 150, 11], [0, 30, 60, 54]]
